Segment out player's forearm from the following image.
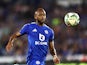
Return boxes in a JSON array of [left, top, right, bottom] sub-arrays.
[[50, 48, 57, 56], [8, 32, 21, 45], [8, 34, 17, 46], [9, 35, 15, 43], [9, 34, 17, 41], [49, 41, 57, 56]]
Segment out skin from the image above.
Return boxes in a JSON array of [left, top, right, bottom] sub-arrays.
[[6, 8, 60, 64]]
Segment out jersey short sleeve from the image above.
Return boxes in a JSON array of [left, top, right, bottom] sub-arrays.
[[49, 30, 54, 42], [20, 24, 29, 35]]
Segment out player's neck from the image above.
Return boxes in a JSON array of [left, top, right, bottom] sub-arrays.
[[36, 20, 44, 26]]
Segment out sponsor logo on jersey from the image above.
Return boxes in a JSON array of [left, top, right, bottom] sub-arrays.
[[35, 41, 47, 45]]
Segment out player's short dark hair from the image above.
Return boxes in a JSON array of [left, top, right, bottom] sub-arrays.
[[36, 8, 45, 12]]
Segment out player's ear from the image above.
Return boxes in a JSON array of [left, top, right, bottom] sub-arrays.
[[34, 11, 37, 19], [34, 14, 37, 19]]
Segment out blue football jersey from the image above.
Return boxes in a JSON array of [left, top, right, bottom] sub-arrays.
[[20, 22, 54, 62]]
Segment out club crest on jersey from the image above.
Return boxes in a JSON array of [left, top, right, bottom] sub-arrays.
[[32, 28, 37, 32], [44, 30, 48, 34]]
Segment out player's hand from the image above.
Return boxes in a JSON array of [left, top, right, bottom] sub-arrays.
[[6, 42, 13, 53], [53, 55, 60, 64]]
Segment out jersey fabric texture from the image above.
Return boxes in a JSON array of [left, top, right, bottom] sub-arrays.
[[20, 22, 54, 65]]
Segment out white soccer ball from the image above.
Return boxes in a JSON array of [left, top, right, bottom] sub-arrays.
[[64, 12, 80, 26]]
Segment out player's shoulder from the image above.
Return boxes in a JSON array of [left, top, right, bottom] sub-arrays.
[[22, 23, 30, 28], [44, 24, 53, 32], [29, 22, 37, 26], [23, 22, 36, 26], [30, 22, 36, 24]]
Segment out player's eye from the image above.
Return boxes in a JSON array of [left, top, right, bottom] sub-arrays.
[[39, 14, 46, 16]]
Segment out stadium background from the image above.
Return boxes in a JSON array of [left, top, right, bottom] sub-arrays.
[[0, 0, 87, 65]]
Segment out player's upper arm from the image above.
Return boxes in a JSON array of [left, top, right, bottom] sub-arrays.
[[49, 29, 55, 49], [19, 24, 29, 35], [49, 29, 54, 42], [49, 40, 54, 49]]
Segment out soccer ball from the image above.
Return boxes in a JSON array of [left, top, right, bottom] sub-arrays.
[[64, 12, 80, 26]]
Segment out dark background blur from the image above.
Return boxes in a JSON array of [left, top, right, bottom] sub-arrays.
[[0, 0, 87, 65]]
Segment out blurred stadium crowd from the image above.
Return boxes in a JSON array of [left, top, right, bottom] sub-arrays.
[[0, 0, 87, 61]]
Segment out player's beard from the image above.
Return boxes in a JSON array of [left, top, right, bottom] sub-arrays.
[[37, 19, 46, 25], [38, 20, 44, 25]]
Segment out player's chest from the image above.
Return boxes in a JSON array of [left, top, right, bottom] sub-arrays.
[[29, 27, 50, 39]]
